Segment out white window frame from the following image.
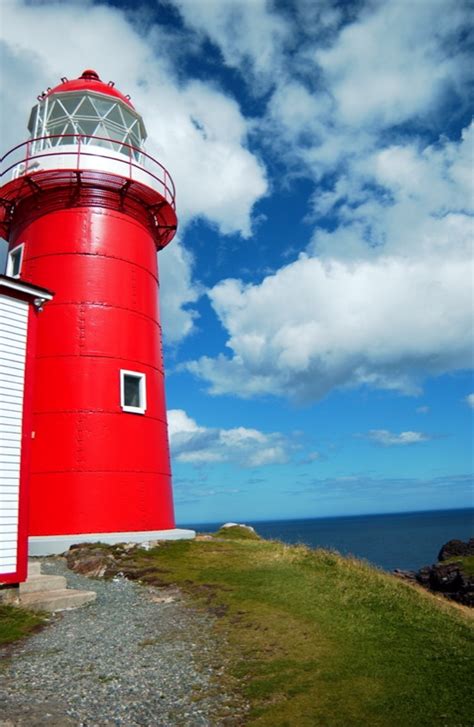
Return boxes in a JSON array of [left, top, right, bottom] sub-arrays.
[[120, 369, 147, 414], [6, 244, 24, 279]]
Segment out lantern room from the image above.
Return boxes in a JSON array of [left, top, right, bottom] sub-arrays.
[[0, 70, 177, 250], [28, 70, 146, 160]]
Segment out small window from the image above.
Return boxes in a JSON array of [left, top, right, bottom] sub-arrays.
[[7, 244, 24, 278], [120, 370, 146, 414]]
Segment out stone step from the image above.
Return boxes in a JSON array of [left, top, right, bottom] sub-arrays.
[[27, 560, 42, 577], [20, 588, 97, 612], [19, 574, 67, 594]]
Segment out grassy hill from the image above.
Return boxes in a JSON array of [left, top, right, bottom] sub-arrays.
[[101, 528, 474, 727], [3, 529, 473, 726]]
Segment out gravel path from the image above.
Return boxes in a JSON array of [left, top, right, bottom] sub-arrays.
[[0, 558, 245, 726]]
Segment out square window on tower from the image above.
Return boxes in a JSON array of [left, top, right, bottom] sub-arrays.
[[120, 370, 147, 414], [7, 244, 24, 278]]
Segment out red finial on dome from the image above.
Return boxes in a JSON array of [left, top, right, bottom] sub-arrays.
[[80, 69, 100, 81]]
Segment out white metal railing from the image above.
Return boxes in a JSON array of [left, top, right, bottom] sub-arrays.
[[0, 134, 176, 208]]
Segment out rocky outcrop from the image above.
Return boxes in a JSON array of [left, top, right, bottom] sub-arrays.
[[411, 538, 474, 607], [66, 542, 176, 588], [417, 562, 473, 606], [438, 538, 474, 562], [66, 543, 138, 580]]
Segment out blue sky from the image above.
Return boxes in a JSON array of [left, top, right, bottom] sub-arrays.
[[1, 0, 473, 524]]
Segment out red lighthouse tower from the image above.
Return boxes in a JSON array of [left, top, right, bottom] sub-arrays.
[[0, 70, 192, 553]]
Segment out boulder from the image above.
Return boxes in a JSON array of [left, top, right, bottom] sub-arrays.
[[221, 522, 256, 533], [214, 524, 261, 540]]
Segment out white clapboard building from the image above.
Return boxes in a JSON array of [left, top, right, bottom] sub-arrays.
[[0, 275, 53, 584]]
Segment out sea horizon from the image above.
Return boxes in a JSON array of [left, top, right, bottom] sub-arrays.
[[181, 505, 474, 527], [180, 507, 474, 572]]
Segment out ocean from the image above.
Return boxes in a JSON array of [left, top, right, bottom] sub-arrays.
[[181, 508, 474, 572]]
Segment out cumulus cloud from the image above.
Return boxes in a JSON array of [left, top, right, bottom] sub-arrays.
[[158, 238, 200, 343], [314, 0, 469, 129], [167, 409, 290, 467], [466, 394, 474, 409], [242, 0, 472, 182], [165, 0, 473, 401], [365, 430, 430, 446], [172, 0, 291, 90], [185, 120, 473, 401], [186, 250, 472, 400], [143, 80, 267, 237]]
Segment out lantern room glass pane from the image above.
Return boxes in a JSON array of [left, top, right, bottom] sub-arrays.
[[106, 106, 125, 127], [60, 96, 83, 114], [77, 119, 99, 137], [54, 122, 77, 144], [28, 106, 38, 134], [130, 131, 141, 147], [77, 96, 98, 118], [121, 107, 137, 128], [92, 97, 116, 116], [47, 101, 68, 122]]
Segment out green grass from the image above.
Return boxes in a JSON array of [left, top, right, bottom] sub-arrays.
[[0, 603, 45, 645], [110, 538, 474, 727]]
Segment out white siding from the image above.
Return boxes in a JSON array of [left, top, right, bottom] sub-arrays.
[[0, 294, 27, 576]]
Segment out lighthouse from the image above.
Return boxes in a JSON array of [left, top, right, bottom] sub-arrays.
[[0, 70, 193, 554]]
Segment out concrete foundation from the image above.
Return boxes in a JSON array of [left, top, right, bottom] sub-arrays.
[[29, 528, 196, 556]]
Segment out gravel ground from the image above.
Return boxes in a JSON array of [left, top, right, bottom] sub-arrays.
[[0, 558, 246, 726]]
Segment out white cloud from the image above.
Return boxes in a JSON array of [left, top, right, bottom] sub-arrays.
[[416, 406, 430, 415], [142, 79, 268, 236], [365, 430, 430, 446], [315, 0, 467, 128], [167, 409, 289, 467], [171, 0, 291, 89], [466, 394, 474, 409], [186, 251, 472, 400], [204, 1, 472, 403], [158, 238, 200, 344], [168, 409, 200, 438], [258, 0, 472, 188], [185, 120, 473, 402]]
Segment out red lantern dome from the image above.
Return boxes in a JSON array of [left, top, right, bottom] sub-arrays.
[[44, 69, 135, 108]]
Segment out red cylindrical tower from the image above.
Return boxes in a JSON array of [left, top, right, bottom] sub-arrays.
[[0, 70, 183, 551]]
